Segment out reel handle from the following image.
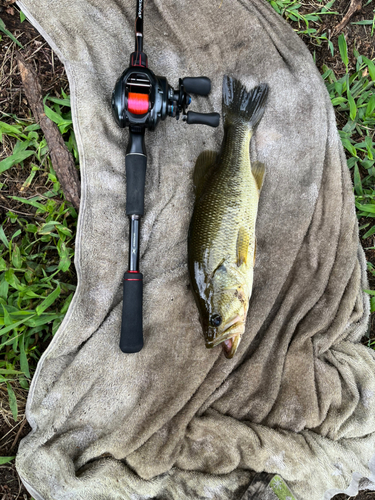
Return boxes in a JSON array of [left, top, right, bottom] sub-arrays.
[[186, 111, 220, 127], [182, 77, 211, 96]]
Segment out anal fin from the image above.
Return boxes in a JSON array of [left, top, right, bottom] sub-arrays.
[[251, 161, 266, 191]]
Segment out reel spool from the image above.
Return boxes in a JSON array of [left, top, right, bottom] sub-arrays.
[[127, 92, 150, 115]]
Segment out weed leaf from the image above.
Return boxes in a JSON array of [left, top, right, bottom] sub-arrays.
[[0, 122, 27, 139], [0, 226, 8, 246], [20, 334, 30, 378], [363, 225, 375, 239], [6, 383, 18, 421], [356, 203, 375, 214], [353, 164, 363, 195], [0, 18, 23, 48], [0, 456, 16, 465], [46, 96, 71, 107], [0, 257, 6, 271], [0, 279, 9, 300], [0, 150, 35, 174], [366, 95, 375, 117], [0, 318, 34, 339], [347, 89, 357, 121], [36, 285, 61, 316], [338, 34, 349, 71], [10, 196, 49, 212], [11, 244, 22, 269], [0, 369, 23, 375], [362, 56, 375, 81]]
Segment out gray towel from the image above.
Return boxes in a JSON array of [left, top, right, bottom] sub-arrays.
[[15, 1, 375, 499]]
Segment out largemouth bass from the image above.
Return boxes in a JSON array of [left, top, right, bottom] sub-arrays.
[[188, 75, 268, 359]]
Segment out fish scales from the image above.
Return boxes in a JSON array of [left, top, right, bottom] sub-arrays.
[[188, 76, 268, 359]]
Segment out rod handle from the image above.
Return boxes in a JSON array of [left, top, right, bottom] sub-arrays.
[[182, 77, 211, 96], [186, 111, 220, 127], [120, 272, 143, 353], [126, 153, 147, 215]]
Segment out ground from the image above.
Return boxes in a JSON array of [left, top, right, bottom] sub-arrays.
[[0, 0, 374, 498]]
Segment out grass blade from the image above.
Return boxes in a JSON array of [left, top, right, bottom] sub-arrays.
[[0, 317, 35, 338], [20, 334, 30, 378], [353, 164, 363, 195], [46, 96, 71, 107], [355, 202, 375, 213], [0, 457, 16, 465], [9, 196, 49, 212], [0, 226, 8, 246], [36, 285, 61, 316], [0, 150, 35, 174], [366, 94, 375, 117], [347, 88, 357, 121], [338, 34, 349, 71], [363, 225, 375, 239], [362, 56, 375, 81], [6, 383, 18, 421], [0, 18, 23, 48]]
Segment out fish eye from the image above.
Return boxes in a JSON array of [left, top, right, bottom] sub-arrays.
[[210, 314, 222, 327]]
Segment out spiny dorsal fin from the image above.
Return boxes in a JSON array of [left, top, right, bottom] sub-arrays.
[[236, 227, 250, 267], [193, 150, 218, 199], [251, 161, 266, 192]]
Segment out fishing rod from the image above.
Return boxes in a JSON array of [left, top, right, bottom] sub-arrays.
[[112, 0, 220, 353]]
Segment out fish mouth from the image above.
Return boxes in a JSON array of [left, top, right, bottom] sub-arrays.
[[205, 315, 244, 350], [222, 334, 242, 359]]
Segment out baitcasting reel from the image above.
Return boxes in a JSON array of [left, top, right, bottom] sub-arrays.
[[112, 0, 220, 354]]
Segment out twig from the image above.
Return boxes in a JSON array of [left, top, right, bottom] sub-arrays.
[[0, 0, 17, 6], [9, 418, 27, 451], [0, 204, 45, 221], [0, 417, 23, 446], [333, 0, 362, 35], [16, 52, 81, 210]]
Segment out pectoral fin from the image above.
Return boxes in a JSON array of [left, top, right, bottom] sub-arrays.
[[193, 150, 218, 199], [236, 227, 250, 267]]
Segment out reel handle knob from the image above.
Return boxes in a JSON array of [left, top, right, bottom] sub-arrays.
[[186, 111, 220, 127], [182, 77, 211, 96]]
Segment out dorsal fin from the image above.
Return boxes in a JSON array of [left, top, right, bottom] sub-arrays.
[[193, 150, 218, 199], [251, 161, 266, 191], [236, 227, 250, 267]]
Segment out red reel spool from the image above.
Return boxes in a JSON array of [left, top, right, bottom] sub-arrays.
[[128, 92, 150, 115]]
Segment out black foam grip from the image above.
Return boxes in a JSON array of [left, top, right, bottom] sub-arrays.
[[125, 154, 147, 215], [182, 77, 211, 96], [186, 112, 220, 127], [120, 272, 143, 353]]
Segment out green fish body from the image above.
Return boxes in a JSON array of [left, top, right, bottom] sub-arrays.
[[188, 76, 268, 358]]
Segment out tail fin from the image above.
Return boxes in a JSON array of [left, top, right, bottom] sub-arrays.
[[222, 76, 269, 130]]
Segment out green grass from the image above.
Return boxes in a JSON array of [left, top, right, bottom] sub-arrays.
[[351, 6, 375, 36], [0, 94, 78, 420], [268, 0, 338, 55], [322, 35, 375, 246], [266, 0, 375, 313]]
